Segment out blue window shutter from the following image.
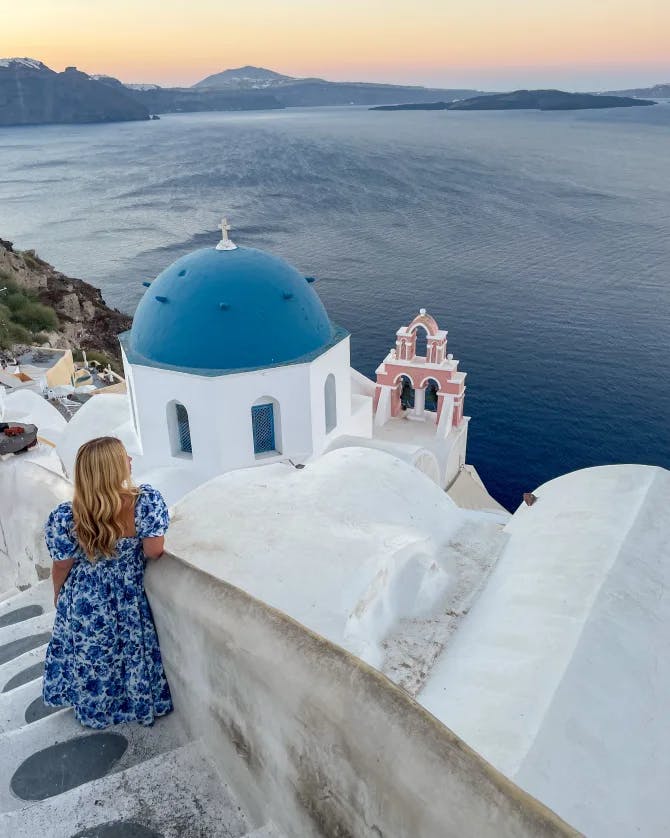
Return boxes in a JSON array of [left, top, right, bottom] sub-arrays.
[[175, 403, 192, 454], [252, 403, 275, 454]]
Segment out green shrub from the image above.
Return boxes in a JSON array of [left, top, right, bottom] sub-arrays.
[[10, 299, 59, 332], [0, 303, 32, 350], [0, 278, 59, 347]]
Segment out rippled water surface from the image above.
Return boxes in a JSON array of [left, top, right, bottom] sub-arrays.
[[1, 105, 669, 509]]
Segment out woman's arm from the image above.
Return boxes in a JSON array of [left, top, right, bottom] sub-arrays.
[[143, 535, 165, 560], [52, 559, 74, 606]]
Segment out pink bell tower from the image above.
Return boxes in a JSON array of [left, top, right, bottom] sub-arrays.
[[373, 309, 466, 433]]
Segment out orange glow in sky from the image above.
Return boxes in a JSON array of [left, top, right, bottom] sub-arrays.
[[4, 0, 669, 90]]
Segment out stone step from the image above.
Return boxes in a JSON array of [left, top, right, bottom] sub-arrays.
[[0, 588, 21, 604], [0, 629, 52, 666], [0, 740, 251, 838], [0, 584, 284, 837], [0, 580, 53, 619], [0, 670, 63, 733], [0, 641, 50, 704], [0, 604, 44, 629], [0, 702, 186, 814]]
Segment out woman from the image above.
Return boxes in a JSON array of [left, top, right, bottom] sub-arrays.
[[43, 436, 173, 729]]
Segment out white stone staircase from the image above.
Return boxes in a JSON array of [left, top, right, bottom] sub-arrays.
[[0, 581, 281, 838]]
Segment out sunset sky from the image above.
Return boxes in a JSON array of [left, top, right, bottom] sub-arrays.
[[5, 0, 669, 90]]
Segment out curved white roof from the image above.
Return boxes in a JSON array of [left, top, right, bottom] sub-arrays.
[[55, 394, 136, 476], [420, 464, 670, 838], [166, 446, 477, 668]]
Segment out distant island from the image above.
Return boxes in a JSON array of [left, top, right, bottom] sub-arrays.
[[371, 89, 656, 112], [0, 59, 482, 126], [88, 65, 483, 112], [1, 61, 661, 127], [605, 83, 670, 99]]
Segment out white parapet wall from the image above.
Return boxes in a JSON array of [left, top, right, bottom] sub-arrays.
[[145, 554, 576, 838], [0, 453, 70, 591]]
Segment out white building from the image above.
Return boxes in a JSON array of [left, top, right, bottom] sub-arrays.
[[109, 224, 492, 505], [119, 227, 367, 487]]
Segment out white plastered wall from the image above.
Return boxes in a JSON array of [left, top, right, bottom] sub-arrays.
[[307, 337, 365, 457], [123, 337, 353, 482]]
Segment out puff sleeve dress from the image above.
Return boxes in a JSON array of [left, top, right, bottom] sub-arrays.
[[42, 485, 174, 729]]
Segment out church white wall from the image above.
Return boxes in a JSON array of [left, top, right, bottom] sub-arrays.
[[123, 359, 142, 452], [125, 337, 354, 482], [306, 337, 355, 457], [127, 361, 313, 480], [133, 366, 311, 479], [443, 420, 469, 488]]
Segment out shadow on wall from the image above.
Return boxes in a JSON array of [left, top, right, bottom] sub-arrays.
[[146, 555, 577, 838]]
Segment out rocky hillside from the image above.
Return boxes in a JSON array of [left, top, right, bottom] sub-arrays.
[[0, 239, 131, 362], [0, 58, 149, 125]]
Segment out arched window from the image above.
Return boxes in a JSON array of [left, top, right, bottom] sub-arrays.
[[424, 379, 440, 413], [252, 397, 281, 456], [168, 401, 192, 456], [399, 375, 415, 410], [324, 374, 337, 434], [414, 326, 428, 359]]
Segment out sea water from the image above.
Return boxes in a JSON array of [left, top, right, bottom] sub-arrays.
[[1, 105, 669, 510]]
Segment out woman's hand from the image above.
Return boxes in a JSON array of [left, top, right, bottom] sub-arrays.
[[51, 559, 74, 608], [142, 536, 165, 560]]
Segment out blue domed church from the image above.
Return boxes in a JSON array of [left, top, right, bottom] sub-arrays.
[[116, 222, 470, 497], [119, 224, 364, 484]]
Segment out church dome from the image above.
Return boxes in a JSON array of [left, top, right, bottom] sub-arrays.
[[125, 245, 338, 373]]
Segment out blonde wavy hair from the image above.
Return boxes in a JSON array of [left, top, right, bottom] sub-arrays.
[[72, 437, 138, 562]]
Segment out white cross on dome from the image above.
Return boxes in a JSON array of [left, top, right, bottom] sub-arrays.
[[216, 217, 237, 251]]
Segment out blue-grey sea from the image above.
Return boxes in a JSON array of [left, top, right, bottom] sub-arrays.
[[1, 105, 669, 510]]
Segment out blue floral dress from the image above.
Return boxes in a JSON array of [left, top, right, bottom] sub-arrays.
[[42, 484, 174, 729]]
